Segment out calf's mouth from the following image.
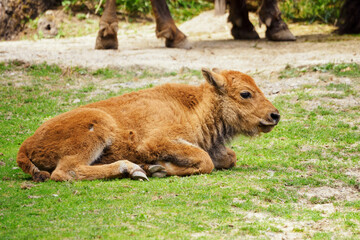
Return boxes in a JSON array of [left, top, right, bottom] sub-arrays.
[[258, 112, 280, 133], [259, 120, 277, 133]]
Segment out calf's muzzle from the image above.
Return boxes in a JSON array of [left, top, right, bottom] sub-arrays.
[[270, 111, 280, 124]]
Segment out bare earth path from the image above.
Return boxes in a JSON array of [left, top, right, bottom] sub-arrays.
[[0, 11, 359, 74]]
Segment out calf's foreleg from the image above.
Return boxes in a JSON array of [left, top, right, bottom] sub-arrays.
[[138, 138, 215, 177], [210, 146, 237, 170]]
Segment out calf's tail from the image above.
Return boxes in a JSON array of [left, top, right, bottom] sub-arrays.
[[17, 143, 50, 182]]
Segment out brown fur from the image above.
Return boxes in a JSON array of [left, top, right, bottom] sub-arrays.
[[17, 69, 280, 182], [95, 0, 119, 50]]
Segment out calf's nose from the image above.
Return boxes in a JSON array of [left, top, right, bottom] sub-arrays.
[[270, 112, 280, 124]]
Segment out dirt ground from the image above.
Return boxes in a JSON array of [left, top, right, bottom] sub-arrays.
[[0, 10, 359, 75]]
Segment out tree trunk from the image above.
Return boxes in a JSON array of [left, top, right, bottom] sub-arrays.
[[336, 0, 360, 34], [214, 0, 226, 15], [0, 0, 61, 40]]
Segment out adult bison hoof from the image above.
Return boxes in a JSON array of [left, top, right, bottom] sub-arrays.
[[148, 165, 167, 178], [231, 26, 260, 40], [132, 170, 149, 181], [165, 37, 192, 49], [264, 19, 296, 41], [266, 27, 296, 41]]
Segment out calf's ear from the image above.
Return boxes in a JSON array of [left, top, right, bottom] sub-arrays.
[[202, 68, 225, 93], [212, 68, 222, 74]]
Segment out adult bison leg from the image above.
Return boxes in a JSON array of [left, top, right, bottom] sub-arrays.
[[150, 0, 191, 49], [259, 0, 295, 41], [228, 0, 260, 39], [95, 0, 119, 49]]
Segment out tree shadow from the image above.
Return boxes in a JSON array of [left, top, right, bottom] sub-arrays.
[[292, 33, 359, 42]]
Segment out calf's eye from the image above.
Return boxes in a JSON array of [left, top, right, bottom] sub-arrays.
[[240, 91, 251, 99]]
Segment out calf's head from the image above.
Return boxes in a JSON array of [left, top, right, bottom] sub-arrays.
[[202, 68, 280, 136]]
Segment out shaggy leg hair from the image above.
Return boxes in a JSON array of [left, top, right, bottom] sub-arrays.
[[336, 0, 360, 34]]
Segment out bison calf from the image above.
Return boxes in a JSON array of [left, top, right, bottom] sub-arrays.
[[17, 68, 280, 182]]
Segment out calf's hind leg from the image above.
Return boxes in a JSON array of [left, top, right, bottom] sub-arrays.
[[51, 156, 148, 181], [46, 108, 147, 181], [49, 133, 147, 181]]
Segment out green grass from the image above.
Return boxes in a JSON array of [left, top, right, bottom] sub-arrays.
[[91, 67, 177, 81], [98, 0, 212, 22], [280, 63, 360, 82], [313, 63, 360, 78], [61, 0, 212, 23], [168, 0, 213, 22], [279, 0, 343, 24], [62, 0, 342, 24], [0, 61, 359, 239], [278, 64, 310, 79]]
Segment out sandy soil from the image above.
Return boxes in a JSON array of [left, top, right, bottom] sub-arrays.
[[0, 11, 359, 74]]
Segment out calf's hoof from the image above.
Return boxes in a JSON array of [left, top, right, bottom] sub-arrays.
[[119, 161, 149, 181], [231, 26, 260, 40], [152, 171, 167, 178], [132, 170, 149, 181], [148, 165, 167, 178]]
